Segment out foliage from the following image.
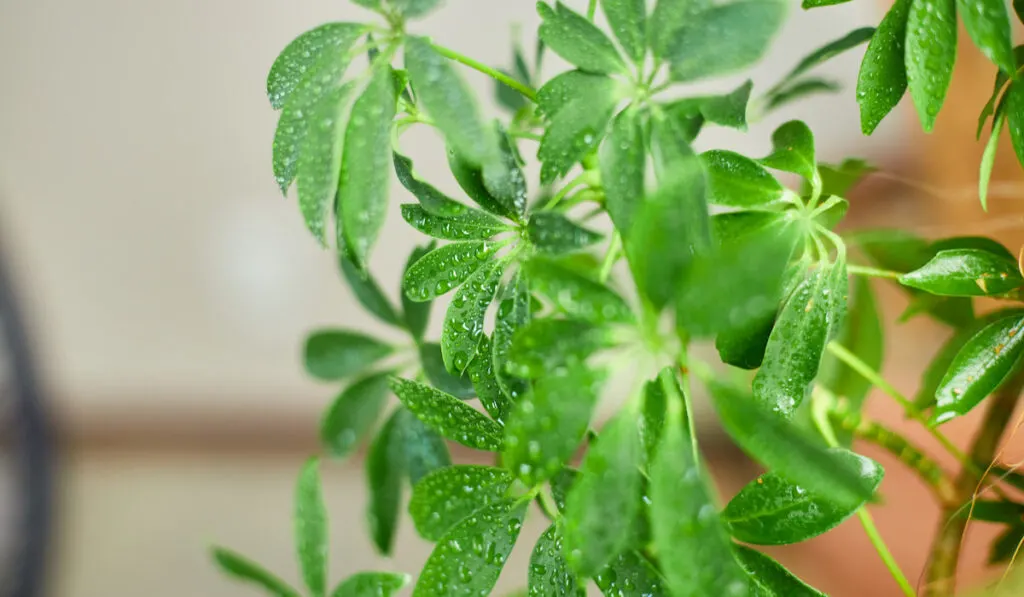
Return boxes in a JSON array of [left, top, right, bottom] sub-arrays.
[[212, 2, 1024, 596]]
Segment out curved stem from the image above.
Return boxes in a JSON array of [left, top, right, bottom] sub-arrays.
[[848, 264, 902, 280], [544, 173, 588, 210], [598, 233, 621, 283], [587, 0, 598, 20], [429, 42, 538, 103]]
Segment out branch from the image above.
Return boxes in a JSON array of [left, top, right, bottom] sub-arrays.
[[922, 372, 1024, 597], [429, 42, 538, 103]]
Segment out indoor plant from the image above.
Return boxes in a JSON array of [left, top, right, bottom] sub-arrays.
[[213, 1, 1024, 595]]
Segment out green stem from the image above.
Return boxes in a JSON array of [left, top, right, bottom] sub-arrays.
[[848, 264, 902, 280], [598, 233, 621, 283], [544, 173, 588, 210], [429, 42, 538, 103], [587, 0, 598, 20]]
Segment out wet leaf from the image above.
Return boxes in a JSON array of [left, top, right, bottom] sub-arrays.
[[503, 364, 604, 486], [405, 37, 496, 166], [815, 158, 877, 198], [856, 0, 911, 134], [390, 0, 444, 18], [527, 212, 603, 255], [448, 147, 521, 220], [723, 449, 884, 544], [394, 152, 468, 217], [467, 335, 513, 423], [366, 411, 404, 555], [483, 126, 529, 221], [934, 313, 1024, 424], [980, 110, 1006, 211], [716, 313, 776, 370], [295, 458, 327, 597], [1007, 80, 1024, 170], [708, 379, 880, 511], [759, 120, 819, 188], [550, 468, 579, 513], [529, 525, 586, 596], [421, 343, 477, 399], [640, 373, 669, 465], [493, 270, 533, 402], [401, 204, 511, 241], [594, 551, 667, 597], [699, 80, 754, 130], [958, 0, 1015, 75], [736, 546, 826, 597], [267, 23, 365, 110], [294, 84, 354, 243], [320, 371, 392, 458], [211, 547, 301, 597], [666, 0, 787, 82], [441, 259, 506, 373], [391, 377, 505, 451], [402, 243, 436, 342], [412, 499, 527, 597], [397, 407, 452, 486], [409, 465, 514, 541], [818, 276, 883, 418], [331, 572, 410, 597], [526, 258, 633, 323], [564, 406, 644, 577], [304, 330, 393, 381], [702, 150, 784, 207], [649, 0, 707, 60], [507, 319, 616, 378], [537, 2, 629, 74], [337, 64, 398, 267], [600, 106, 646, 233], [905, 0, 957, 132], [339, 255, 403, 328], [650, 384, 749, 597], [600, 0, 646, 65], [402, 241, 499, 302], [899, 249, 1024, 296]]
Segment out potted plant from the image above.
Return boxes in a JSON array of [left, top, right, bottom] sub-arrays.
[[212, 1, 1024, 595]]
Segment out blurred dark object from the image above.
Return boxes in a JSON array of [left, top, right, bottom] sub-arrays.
[[0, 247, 53, 597]]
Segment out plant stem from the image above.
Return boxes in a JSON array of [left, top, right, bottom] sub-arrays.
[[429, 42, 538, 103], [857, 509, 917, 597], [587, 0, 598, 20], [848, 264, 902, 280], [544, 173, 588, 210], [598, 233, 621, 283], [922, 373, 1024, 596]]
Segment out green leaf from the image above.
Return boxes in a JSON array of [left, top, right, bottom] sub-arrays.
[[716, 314, 776, 370], [396, 407, 452, 486], [707, 379, 880, 510], [601, 0, 646, 64], [442, 259, 506, 373], [496, 67, 529, 112], [564, 407, 644, 577], [529, 525, 586, 597], [448, 147, 521, 220], [339, 255, 403, 328], [483, 125, 529, 221], [413, 498, 527, 597], [405, 37, 496, 166], [649, 0, 706, 60], [662, 98, 706, 143], [304, 330, 393, 381], [677, 222, 798, 338], [702, 150, 784, 207], [627, 117, 710, 310], [295, 458, 328, 597], [409, 465, 514, 541], [856, 0, 911, 134], [752, 266, 840, 417], [550, 468, 579, 513], [504, 364, 603, 485], [467, 335, 513, 423], [366, 411, 404, 555], [527, 212, 603, 255], [600, 107, 646, 233], [401, 204, 511, 241], [641, 373, 669, 465], [394, 152, 468, 217], [402, 243, 436, 342], [699, 80, 754, 131], [537, 2, 628, 75], [736, 546, 826, 597], [267, 23, 365, 110], [493, 270, 533, 402], [1007, 80, 1024, 169], [295, 83, 354, 243], [990, 525, 1024, 564], [1016, 0, 1024, 24], [906, 0, 957, 132], [391, 377, 504, 451], [958, 500, 1024, 524], [595, 551, 667, 596], [390, 0, 443, 18], [980, 110, 1007, 211], [934, 313, 1024, 424], [402, 241, 499, 302], [723, 448, 884, 544], [650, 387, 749, 597], [537, 73, 625, 184], [331, 572, 410, 597], [958, 0, 1015, 75], [802, 0, 851, 6], [666, 0, 787, 82], [320, 371, 392, 458], [211, 547, 302, 597], [759, 120, 819, 187], [508, 319, 615, 378], [900, 248, 1024, 296], [338, 64, 398, 267], [525, 258, 633, 323], [786, 27, 875, 83], [819, 276, 883, 417], [765, 78, 842, 112], [815, 158, 877, 198], [978, 67, 1010, 139]]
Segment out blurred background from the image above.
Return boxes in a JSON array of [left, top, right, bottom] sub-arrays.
[[1, 0, 1022, 596]]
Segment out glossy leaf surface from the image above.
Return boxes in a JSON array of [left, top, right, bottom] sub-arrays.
[[905, 0, 957, 132], [529, 525, 586, 597], [441, 259, 506, 373], [856, 0, 911, 134], [320, 371, 392, 457], [409, 465, 514, 541], [402, 241, 499, 302], [537, 2, 628, 74], [295, 458, 328, 597], [900, 249, 1024, 296], [737, 547, 825, 597], [391, 377, 505, 451]]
